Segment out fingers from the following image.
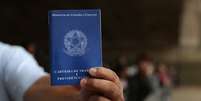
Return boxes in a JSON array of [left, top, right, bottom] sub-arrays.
[[89, 95, 111, 101], [80, 78, 123, 101], [89, 67, 122, 89], [89, 67, 118, 82], [80, 67, 125, 101]]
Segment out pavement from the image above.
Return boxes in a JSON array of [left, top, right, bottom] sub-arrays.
[[172, 86, 201, 101]]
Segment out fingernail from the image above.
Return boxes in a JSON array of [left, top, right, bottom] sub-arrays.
[[89, 68, 97, 76], [80, 78, 87, 87]]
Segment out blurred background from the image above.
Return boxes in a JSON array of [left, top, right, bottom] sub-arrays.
[[0, 0, 201, 101]]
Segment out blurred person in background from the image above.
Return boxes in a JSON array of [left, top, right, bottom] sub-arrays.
[[0, 42, 124, 101], [111, 55, 129, 92], [21, 40, 37, 56], [21, 40, 50, 72], [127, 53, 160, 101], [169, 66, 180, 87], [155, 63, 172, 101], [112, 63, 129, 100], [113, 64, 128, 91], [117, 55, 129, 67], [24, 41, 37, 56]]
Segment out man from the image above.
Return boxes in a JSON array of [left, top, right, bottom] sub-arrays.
[[127, 53, 159, 101], [0, 42, 124, 101]]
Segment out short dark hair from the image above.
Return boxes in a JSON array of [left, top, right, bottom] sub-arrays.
[[135, 53, 153, 65]]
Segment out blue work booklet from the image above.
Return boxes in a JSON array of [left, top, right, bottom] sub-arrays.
[[49, 9, 102, 85]]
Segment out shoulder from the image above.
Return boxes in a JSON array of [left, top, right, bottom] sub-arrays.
[[0, 42, 36, 68], [0, 42, 30, 58], [0, 42, 26, 54]]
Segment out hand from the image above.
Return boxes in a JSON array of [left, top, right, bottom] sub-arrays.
[[80, 67, 124, 101]]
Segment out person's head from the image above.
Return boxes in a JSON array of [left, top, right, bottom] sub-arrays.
[[117, 55, 128, 66], [115, 64, 128, 78], [22, 40, 37, 55], [136, 53, 154, 76], [156, 63, 168, 74], [111, 57, 128, 79]]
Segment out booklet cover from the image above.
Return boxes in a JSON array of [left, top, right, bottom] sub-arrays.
[[49, 9, 102, 85]]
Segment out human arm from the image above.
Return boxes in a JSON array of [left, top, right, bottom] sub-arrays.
[[24, 67, 124, 101], [1, 43, 124, 101]]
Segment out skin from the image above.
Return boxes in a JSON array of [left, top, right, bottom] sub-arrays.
[[138, 61, 154, 77], [24, 67, 124, 101]]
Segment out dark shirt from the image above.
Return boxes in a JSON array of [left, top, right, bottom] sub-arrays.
[[127, 73, 154, 101]]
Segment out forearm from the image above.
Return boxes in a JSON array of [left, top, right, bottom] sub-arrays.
[[24, 76, 80, 101]]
